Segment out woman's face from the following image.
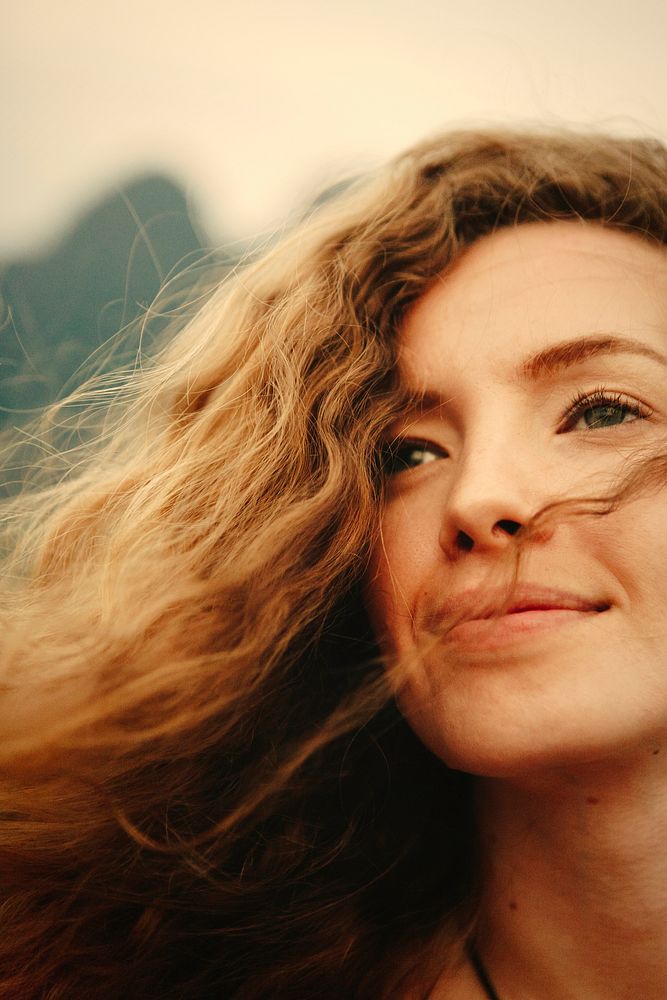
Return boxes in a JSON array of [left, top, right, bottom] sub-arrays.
[[364, 221, 667, 778]]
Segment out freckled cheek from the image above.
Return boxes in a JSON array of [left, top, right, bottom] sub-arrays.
[[569, 505, 667, 618], [610, 521, 667, 617], [363, 507, 434, 647], [362, 536, 399, 643], [381, 503, 440, 575]]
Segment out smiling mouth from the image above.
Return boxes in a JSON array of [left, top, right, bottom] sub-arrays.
[[494, 599, 611, 617], [444, 603, 610, 650], [426, 584, 612, 652]]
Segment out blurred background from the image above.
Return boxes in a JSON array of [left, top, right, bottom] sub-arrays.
[[2, 0, 666, 424]]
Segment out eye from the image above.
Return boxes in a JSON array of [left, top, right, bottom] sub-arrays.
[[559, 388, 652, 433], [382, 438, 448, 475]]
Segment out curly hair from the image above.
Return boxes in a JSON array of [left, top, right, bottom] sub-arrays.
[[1, 126, 667, 999]]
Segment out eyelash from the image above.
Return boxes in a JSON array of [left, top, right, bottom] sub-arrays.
[[558, 386, 653, 432], [381, 438, 446, 476], [382, 387, 653, 476]]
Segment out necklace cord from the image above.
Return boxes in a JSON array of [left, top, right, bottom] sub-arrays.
[[469, 944, 502, 1000]]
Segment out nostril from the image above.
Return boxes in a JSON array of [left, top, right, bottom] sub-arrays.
[[494, 519, 522, 537], [455, 530, 475, 552]]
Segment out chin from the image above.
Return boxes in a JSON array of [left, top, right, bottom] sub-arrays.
[[401, 706, 638, 781]]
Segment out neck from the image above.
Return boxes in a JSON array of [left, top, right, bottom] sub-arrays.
[[474, 748, 667, 1000]]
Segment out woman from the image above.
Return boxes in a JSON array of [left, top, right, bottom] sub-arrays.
[[1, 128, 666, 998]]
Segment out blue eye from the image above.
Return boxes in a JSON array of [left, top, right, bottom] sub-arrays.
[[560, 389, 651, 432], [382, 439, 447, 475]]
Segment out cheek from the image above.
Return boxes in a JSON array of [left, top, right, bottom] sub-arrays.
[[577, 499, 667, 614], [363, 502, 440, 651]]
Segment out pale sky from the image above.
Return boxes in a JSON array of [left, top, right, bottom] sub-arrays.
[[3, 0, 666, 256]]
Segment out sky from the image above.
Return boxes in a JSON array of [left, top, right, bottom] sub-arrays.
[[3, 0, 667, 256]]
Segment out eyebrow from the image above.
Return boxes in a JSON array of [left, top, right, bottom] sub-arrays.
[[400, 334, 667, 417], [517, 334, 667, 380]]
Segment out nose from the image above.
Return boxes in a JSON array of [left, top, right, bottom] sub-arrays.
[[438, 442, 548, 560]]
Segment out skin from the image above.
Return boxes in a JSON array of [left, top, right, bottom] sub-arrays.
[[363, 221, 667, 999]]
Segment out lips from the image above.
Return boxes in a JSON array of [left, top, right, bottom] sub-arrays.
[[420, 584, 612, 652], [431, 584, 611, 630]]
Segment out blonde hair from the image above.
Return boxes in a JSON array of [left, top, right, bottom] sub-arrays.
[[2, 127, 667, 999]]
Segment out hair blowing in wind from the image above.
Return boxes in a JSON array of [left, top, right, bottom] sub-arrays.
[[1, 127, 667, 999]]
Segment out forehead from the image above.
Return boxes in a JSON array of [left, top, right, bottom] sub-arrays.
[[399, 221, 667, 383]]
